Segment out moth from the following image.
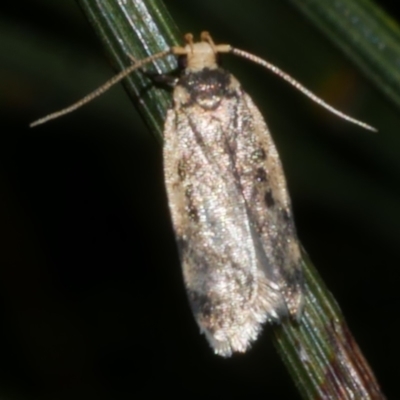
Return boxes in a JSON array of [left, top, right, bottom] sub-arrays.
[[31, 32, 376, 357]]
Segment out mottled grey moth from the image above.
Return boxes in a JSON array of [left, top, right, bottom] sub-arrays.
[[31, 32, 376, 357]]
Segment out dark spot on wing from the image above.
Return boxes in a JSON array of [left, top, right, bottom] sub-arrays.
[[188, 205, 199, 222], [264, 190, 275, 208], [281, 208, 291, 222], [176, 236, 188, 253], [251, 148, 266, 162], [188, 290, 213, 318], [255, 167, 267, 182], [177, 159, 187, 181], [185, 186, 199, 222]]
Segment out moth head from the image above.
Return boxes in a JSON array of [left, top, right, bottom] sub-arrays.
[[172, 32, 232, 73]]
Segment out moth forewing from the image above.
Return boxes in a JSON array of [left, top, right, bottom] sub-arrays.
[[30, 31, 376, 357], [237, 91, 304, 318], [163, 39, 303, 356]]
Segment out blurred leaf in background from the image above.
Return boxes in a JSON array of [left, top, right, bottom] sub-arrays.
[[0, 0, 398, 399]]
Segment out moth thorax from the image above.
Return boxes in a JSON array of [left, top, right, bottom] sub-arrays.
[[185, 42, 218, 72]]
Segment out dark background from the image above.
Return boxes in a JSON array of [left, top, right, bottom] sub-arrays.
[[1, 1, 399, 399]]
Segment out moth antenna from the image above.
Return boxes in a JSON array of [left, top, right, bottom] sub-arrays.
[[127, 54, 138, 63], [231, 47, 377, 132], [30, 49, 172, 128]]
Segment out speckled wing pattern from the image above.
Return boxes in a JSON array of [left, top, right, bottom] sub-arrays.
[[163, 67, 303, 357]]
